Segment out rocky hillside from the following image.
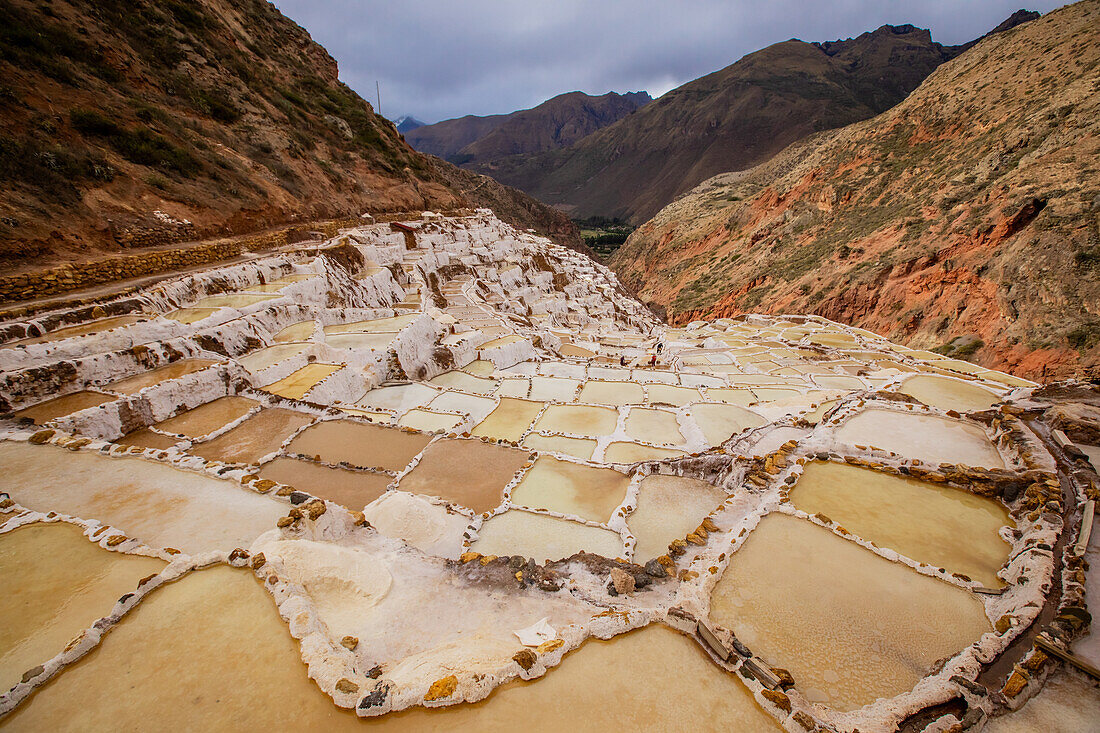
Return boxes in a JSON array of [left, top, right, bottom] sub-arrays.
[[0, 0, 579, 268], [611, 0, 1100, 379], [482, 15, 1037, 224], [405, 90, 651, 164]]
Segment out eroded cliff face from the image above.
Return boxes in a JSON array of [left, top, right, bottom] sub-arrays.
[[612, 0, 1100, 380], [0, 0, 579, 267]]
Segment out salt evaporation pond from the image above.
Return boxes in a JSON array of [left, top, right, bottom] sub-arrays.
[[472, 510, 624, 561], [790, 461, 1013, 587], [191, 408, 314, 465], [602, 442, 685, 463], [14, 391, 115, 425], [237, 344, 309, 373], [520, 434, 596, 460], [261, 363, 342, 400], [152, 396, 259, 438], [273, 320, 316, 342], [628, 475, 726, 561], [576, 380, 643, 406], [398, 439, 529, 513], [835, 409, 1005, 468], [397, 409, 463, 433], [710, 513, 991, 710], [509, 457, 629, 523], [624, 408, 684, 445], [0, 522, 164, 693], [471, 399, 543, 442], [898, 374, 1001, 412], [0, 442, 286, 554], [104, 359, 217, 394], [286, 420, 432, 471], [3, 315, 144, 347], [690, 403, 766, 446], [258, 457, 391, 508], [533, 405, 618, 437]]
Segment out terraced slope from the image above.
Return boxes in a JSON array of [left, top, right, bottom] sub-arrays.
[[611, 0, 1100, 379]]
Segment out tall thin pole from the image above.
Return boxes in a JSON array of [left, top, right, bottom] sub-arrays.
[[376, 81, 382, 116]]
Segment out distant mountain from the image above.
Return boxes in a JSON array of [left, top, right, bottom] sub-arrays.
[[393, 115, 426, 133], [612, 3, 1098, 378], [478, 13, 1038, 224], [405, 90, 651, 165]]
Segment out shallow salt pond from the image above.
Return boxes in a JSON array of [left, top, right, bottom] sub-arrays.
[[644, 384, 702, 407], [528, 376, 580, 401], [559, 344, 595, 358], [462, 360, 497, 376], [4, 315, 145, 347], [898, 374, 1001, 412], [104, 359, 218, 394], [190, 408, 314, 465], [602, 443, 685, 463], [533, 405, 618, 437], [114, 428, 180, 450], [624, 408, 684, 445], [471, 398, 544, 441], [427, 392, 497, 422], [710, 513, 991, 711], [509, 457, 629, 523], [161, 307, 218, 324], [258, 457, 391, 509], [286, 420, 432, 471], [326, 332, 396, 351], [398, 439, 530, 513], [0, 566, 364, 730], [702, 388, 755, 406], [192, 293, 278, 309], [357, 383, 439, 413], [153, 396, 259, 438], [428, 371, 499, 395], [14, 391, 115, 424], [324, 314, 419, 334], [273, 320, 316, 342], [472, 510, 623, 561], [690, 403, 766, 446], [835, 409, 1005, 468], [493, 378, 530, 398], [0, 522, 165, 694], [0, 442, 286, 554], [261, 363, 342, 400], [789, 461, 1013, 587], [521, 434, 596, 460], [237, 344, 309, 373], [628, 475, 727, 561], [396, 409, 463, 433], [576, 380, 643, 407]]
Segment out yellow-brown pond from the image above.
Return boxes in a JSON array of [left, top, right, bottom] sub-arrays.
[[258, 457, 391, 509], [624, 408, 683, 445], [238, 344, 309, 373], [533, 405, 618, 437], [273, 320, 317, 342], [162, 307, 218, 324], [286, 420, 432, 471], [261, 363, 342, 400], [628, 475, 727, 561], [105, 360, 218, 395], [114, 428, 180, 451], [472, 510, 624, 561], [710, 513, 990, 711], [4, 315, 145, 347], [898, 375, 1001, 413], [190, 408, 314, 465], [509, 457, 629, 523], [602, 443, 685, 463], [0, 522, 164, 693], [520, 434, 597, 461], [789, 461, 1012, 587], [153, 396, 259, 438], [397, 439, 529, 513], [690, 404, 766, 446], [396, 410, 463, 433], [835, 409, 1005, 468], [0, 442, 286, 554], [14, 391, 115, 425], [576, 381, 643, 406], [0, 566, 776, 731], [471, 398, 543, 442]]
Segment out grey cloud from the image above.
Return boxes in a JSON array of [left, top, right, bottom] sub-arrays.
[[272, 0, 1066, 123]]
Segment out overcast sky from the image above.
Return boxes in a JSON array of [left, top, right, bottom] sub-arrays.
[[271, 0, 1066, 124]]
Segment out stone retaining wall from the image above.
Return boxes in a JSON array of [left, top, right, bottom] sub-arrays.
[[0, 218, 362, 305]]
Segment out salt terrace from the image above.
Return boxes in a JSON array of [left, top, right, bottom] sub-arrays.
[[0, 210, 1097, 731]]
